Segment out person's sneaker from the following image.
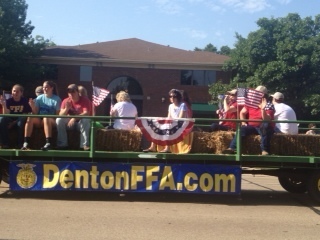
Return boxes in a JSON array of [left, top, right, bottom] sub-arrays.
[[82, 146, 90, 151], [222, 148, 235, 154], [41, 143, 52, 151], [261, 151, 269, 155], [21, 142, 30, 150]]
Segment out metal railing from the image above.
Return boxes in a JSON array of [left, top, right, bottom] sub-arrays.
[[0, 114, 320, 167]]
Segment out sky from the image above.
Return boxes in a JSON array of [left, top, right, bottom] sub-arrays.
[[25, 0, 320, 51]]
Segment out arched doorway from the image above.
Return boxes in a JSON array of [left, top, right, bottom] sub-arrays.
[[106, 76, 143, 116]]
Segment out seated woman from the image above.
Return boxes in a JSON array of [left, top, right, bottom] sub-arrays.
[[211, 89, 239, 132], [143, 89, 187, 153], [109, 91, 138, 130], [21, 81, 61, 150]]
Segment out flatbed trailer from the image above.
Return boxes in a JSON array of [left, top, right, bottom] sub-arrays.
[[1, 115, 320, 203]]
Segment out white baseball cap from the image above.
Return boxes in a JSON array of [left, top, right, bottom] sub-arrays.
[[271, 92, 284, 100], [255, 85, 268, 94]]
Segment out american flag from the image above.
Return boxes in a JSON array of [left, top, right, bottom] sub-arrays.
[[237, 87, 264, 109], [92, 86, 109, 106]]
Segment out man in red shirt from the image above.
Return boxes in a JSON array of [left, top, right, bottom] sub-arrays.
[[211, 89, 242, 131], [222, 86, 275, 155], [56, 84, 92, 150]]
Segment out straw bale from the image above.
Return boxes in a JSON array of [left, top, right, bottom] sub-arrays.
[[96, 129, 142, 151], [270, 134, 320, 156], [213, 131, 235, 153], [190, 131, 214, 153], [191, 131, 234, 153], [190, 131, 320, 156], [242, 135, 262, 155]]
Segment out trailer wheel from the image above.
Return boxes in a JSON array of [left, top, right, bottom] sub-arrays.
[[278, 176, 307, 194], [307, 171, 320, 203]]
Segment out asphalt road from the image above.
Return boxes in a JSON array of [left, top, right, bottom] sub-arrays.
[[1, 174, 320, 240]]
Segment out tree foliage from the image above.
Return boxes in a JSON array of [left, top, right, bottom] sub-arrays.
[[209, 13, 320, 120], [194, 43, 232, 56], [0, 0, 54, 92]]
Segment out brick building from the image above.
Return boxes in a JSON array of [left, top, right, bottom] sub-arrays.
[[38, 38, 231, 118]]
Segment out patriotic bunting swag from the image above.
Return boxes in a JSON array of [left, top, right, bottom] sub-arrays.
[[136, 117, 194, 146]]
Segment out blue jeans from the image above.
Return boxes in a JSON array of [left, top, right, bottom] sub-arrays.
[[229, 124, 274, 152], [56, 118, 91, 148], [0, 116, 27, 147]]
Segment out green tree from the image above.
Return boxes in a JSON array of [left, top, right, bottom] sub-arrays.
[[211, 13, 320, 120], [219, 45, 232, 56], [195, 43, 218, 52], [0, 0, 52, 92], [194, 43, 232, 56]]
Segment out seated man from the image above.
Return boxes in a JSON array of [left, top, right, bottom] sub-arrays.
[[56, 84, 92, 150], [211, 89, 241, 131], [222, 86, 275, 155], [0, 84, 32, 148], [271, 92, 298, 134]]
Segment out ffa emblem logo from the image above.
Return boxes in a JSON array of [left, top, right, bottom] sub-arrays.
[[16, 164, 37, 189]]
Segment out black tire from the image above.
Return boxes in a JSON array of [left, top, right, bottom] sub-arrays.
[[278, 176, 307, 194], [307, 171, 320, 204]]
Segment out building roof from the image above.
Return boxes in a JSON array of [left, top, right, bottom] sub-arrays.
[[39, 38, 230, 70]]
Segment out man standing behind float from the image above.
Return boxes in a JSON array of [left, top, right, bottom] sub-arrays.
[[271, 92, 298, 135], [56, 84, 92, 150]]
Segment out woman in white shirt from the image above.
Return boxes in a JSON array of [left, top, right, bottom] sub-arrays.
[[143, 89, 187, 153], [109, 91, 138, 130]]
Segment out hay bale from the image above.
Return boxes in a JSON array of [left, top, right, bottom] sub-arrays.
[[96, 129, 142, 151], [270, 134, 320, 156], [190, 131, 214, 153], [190, 131, 320, 156], [213, 131, 235, 153], [191, 131, 234, 153], [242, 135, 262, 155]]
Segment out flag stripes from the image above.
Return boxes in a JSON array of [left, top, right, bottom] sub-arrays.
[[92, 86, 109, 106], [237, 87, 264, 109]]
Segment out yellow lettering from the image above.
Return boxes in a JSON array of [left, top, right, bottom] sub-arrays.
[[199, 173, 213, 192], [184, 172, 198, 191], [90, 166, 99, 189], [59, 169, 74, 189], [146, 166, 160, 190], [75, 170, 89, 188], [131, 166, 144, 190], [43, 164, 59, 189], [159, 166, 176, 190], [115, 171, 129, 190], [100, 171, 114, 189], [214, 174, 236, 192]]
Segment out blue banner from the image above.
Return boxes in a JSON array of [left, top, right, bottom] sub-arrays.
[[10, 161, 241, 194]]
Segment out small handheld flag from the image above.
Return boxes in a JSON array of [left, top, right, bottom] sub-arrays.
[[237, 87, 264, 109], [92, 86, 109, 107]]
